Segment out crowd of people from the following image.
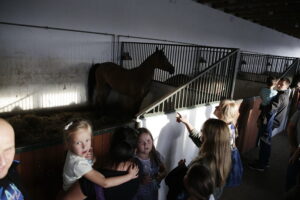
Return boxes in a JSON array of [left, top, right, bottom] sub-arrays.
[[0, 76, 299, 200]]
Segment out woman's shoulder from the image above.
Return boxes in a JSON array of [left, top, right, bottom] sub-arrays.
[[114, 160, 137, 171], [99, 168, 127, 177]]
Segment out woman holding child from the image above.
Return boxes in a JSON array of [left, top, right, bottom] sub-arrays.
[[60, 121, 140, 200]]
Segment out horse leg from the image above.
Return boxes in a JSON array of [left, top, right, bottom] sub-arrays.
[[95, 82, 110, 115], [129, 96, 145, 117]]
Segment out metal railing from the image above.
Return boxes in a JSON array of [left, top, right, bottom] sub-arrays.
[[120, 42, 235, 86], [279, 58, 300, 80], [135, 49, 239, 118], [238, 52, 297, 82]]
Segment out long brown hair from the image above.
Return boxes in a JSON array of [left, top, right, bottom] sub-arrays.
[[195, 118, 232, 187], [137, 127, 161, 166]]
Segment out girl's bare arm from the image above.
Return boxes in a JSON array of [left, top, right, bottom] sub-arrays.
[[83, 164, 139, 188], [176, 112, 195, 132]]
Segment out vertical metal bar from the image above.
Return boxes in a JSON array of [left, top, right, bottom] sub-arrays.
[[178, 45, 184, 86], [174, 92, 178, 110], [183, 46, 189, 105], [230, 50, 240, 99], [120, 42, 124, 67], [134, 43, 139, 70]]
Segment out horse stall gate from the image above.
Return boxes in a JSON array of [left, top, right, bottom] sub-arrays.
[[121, 42, 237, 112], [0, 23, 115, 113], [238, 52, 298, 82], [119, 42, 238, 112]]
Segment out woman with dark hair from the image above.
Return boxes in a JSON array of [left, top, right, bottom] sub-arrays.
[[77, 126, 141, 200], [184, 163, 215, 200], [98, 127, 142, 200]]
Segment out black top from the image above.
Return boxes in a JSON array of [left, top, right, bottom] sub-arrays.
[[0, 161, 26, 200], [100, 168, 139, 200], [79, 158, 142, 200]]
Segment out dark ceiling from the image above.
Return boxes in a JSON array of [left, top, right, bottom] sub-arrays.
[[195, 0, 300, 39]]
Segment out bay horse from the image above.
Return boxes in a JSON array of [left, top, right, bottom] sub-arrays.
[[88, 47, 175, 116]]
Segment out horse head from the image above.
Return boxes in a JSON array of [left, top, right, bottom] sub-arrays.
[[151, 47, 175, 74]]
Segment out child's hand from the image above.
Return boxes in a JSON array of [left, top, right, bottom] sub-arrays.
[[178, 159, 186, 167], [156, 164, 167, 181], [142, 174, 152, 184], [85, 147, 94, 160], [128, 164, 139, 179], [176, 112, 187, 123], [159, 163, 166, 172]]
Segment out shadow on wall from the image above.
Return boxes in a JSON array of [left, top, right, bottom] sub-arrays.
[[233, 79, 265, 100], [156, 113, 184, 170]]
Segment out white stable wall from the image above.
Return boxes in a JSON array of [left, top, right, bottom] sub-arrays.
[[139, 101, 219, 200], [1, 0, 300, 57]]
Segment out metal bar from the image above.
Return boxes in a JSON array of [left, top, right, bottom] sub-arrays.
[[230, 50, 240, 99]]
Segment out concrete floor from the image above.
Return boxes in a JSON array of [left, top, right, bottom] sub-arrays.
[[221, 132, 290, 200]]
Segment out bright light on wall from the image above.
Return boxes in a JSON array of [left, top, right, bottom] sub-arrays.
[[41, 91, 78, 108], [0, 96, 33, 113]]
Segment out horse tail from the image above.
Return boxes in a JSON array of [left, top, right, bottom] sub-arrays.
[[87, 63, 98, 103]]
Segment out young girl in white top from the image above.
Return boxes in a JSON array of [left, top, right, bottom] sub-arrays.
[[62, 119, 139, 199], [134, 128, 167, 200]]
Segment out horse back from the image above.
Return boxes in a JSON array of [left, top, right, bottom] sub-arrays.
[[95, 62, 142, 82], [94, 62, 149, 97]]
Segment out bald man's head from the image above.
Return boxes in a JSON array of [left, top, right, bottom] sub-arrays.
[[0, 118, 15, 179]]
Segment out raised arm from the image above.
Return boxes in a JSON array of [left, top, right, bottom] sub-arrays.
[[176, 112, 202, 147], [176, 112, 195, 132], [84, 164, 139, 188]]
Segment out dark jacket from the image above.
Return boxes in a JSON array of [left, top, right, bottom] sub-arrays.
[[267, 89, 290, 128]]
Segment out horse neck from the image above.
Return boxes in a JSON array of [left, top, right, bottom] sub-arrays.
[[136, 58, 156, 76]]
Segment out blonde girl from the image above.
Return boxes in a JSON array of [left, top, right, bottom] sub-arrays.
[[134, 127, 167, 200], [213, 99, 239, 148], [194, 119, 232, 189], [191, 119, 231, 199], [61, 119, 138, 200]]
